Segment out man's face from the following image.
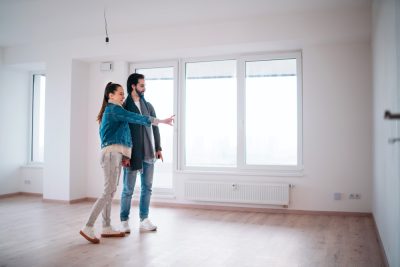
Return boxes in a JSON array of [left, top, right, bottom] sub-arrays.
[[136, 79, 146, 95]]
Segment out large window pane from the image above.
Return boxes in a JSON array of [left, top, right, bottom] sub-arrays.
[[185, 60, 237, 167], [245, 59, 297, 165], [136, 67, 174, 188], [31, 74, 46, 163]]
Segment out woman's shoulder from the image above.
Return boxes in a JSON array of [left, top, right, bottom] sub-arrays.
[[104, 103, 122, 114], [106, 102, 122, 109]]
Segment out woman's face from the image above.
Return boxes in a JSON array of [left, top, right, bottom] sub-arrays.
[[109, 86, 125, 105]]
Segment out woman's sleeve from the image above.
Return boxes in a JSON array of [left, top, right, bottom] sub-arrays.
[[113, 105, 153, 126]]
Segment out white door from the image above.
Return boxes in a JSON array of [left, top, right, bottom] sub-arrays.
[[374, 0, 400, 265]]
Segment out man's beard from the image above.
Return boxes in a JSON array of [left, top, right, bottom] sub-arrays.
[[135, 88, 144, 97]]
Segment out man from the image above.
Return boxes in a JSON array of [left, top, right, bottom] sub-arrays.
[[120, 73, 162, 232]]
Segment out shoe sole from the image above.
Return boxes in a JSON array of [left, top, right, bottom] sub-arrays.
[[79, 230, 100, 244], [101, 232, 126, 238], [140, 227, 157, 232]]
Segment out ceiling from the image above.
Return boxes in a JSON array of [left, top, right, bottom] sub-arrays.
[[0, 0, 371, 48]]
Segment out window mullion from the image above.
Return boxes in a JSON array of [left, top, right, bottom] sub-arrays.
[[237, 58, 246, 170], [178, 59, 186, 171], [296, 53, 304, 168]]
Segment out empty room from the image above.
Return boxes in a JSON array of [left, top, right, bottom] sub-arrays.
[[0, 0, 399, 266]]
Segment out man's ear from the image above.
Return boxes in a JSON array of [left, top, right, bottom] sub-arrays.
[[131, 84, 136, 91]]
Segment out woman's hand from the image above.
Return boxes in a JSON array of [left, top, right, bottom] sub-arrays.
[[159, 115, 175, 126]]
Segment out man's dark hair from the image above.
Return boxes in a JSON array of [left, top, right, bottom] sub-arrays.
[[126, 73, 145, 94]]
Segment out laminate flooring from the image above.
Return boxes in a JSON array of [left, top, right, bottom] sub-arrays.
[[0, 195, 384, 267]]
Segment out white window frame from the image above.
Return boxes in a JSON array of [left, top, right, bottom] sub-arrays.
[[177, 55, 238, 172], [28, 72, 46, 165], [129, 61, 179, 195], [178, 51, 303, 176]]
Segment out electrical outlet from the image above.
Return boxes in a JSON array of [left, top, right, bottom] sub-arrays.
[[349, 193, 361, 200], [24, 179, 31, 185], [334, 192, 342, 200]]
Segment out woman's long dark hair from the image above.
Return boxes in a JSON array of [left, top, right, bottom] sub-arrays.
[[97, 82, 122, 123]]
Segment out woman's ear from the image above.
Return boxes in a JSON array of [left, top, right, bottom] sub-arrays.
[[107, 91, 113, 100]]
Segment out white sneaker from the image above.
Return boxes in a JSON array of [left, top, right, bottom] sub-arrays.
[[121, 220, 131, 234], [80, 226, 100, 244], [101, 226, 125, 238], [140, 218, 157, 231]]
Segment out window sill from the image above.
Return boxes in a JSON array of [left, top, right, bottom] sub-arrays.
[[21, 163, 44, 169], [176, 168, 304, 177]]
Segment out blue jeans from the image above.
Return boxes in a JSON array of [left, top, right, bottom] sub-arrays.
[[120, 161, 154, 221]]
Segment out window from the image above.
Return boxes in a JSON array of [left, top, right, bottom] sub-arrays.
[[31, 74, 46, 163], [181, 52, 303, 173], [131, 64, 176, 189], [245, 59, 298, 166], [184, 60, 237, 167]]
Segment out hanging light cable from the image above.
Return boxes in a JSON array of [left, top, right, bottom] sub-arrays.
[[104, 7, 109, 43]]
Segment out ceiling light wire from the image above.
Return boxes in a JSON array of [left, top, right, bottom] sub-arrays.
[[104, 7, 109, 43]]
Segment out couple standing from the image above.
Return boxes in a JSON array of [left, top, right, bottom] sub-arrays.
[[80, 73, 170, 244]]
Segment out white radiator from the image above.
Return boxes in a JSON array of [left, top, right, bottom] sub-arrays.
[[184, 181, 290, 206]]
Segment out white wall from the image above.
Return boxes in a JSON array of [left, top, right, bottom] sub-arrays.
[[372, 0, 400, 266], [20, 166, 43, 194], [2, 5, 373, 212], [69, 60, 90, 200], [0, 65, 30, 195], [298, 42, 372, 211], [42, 58, 72, 200]]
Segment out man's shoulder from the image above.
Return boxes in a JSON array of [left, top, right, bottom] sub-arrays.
[[124, 96, 139, 112], [144, 100, 155, 110]]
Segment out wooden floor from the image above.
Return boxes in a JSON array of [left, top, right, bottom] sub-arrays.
[[0, 195, 384, 267]]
